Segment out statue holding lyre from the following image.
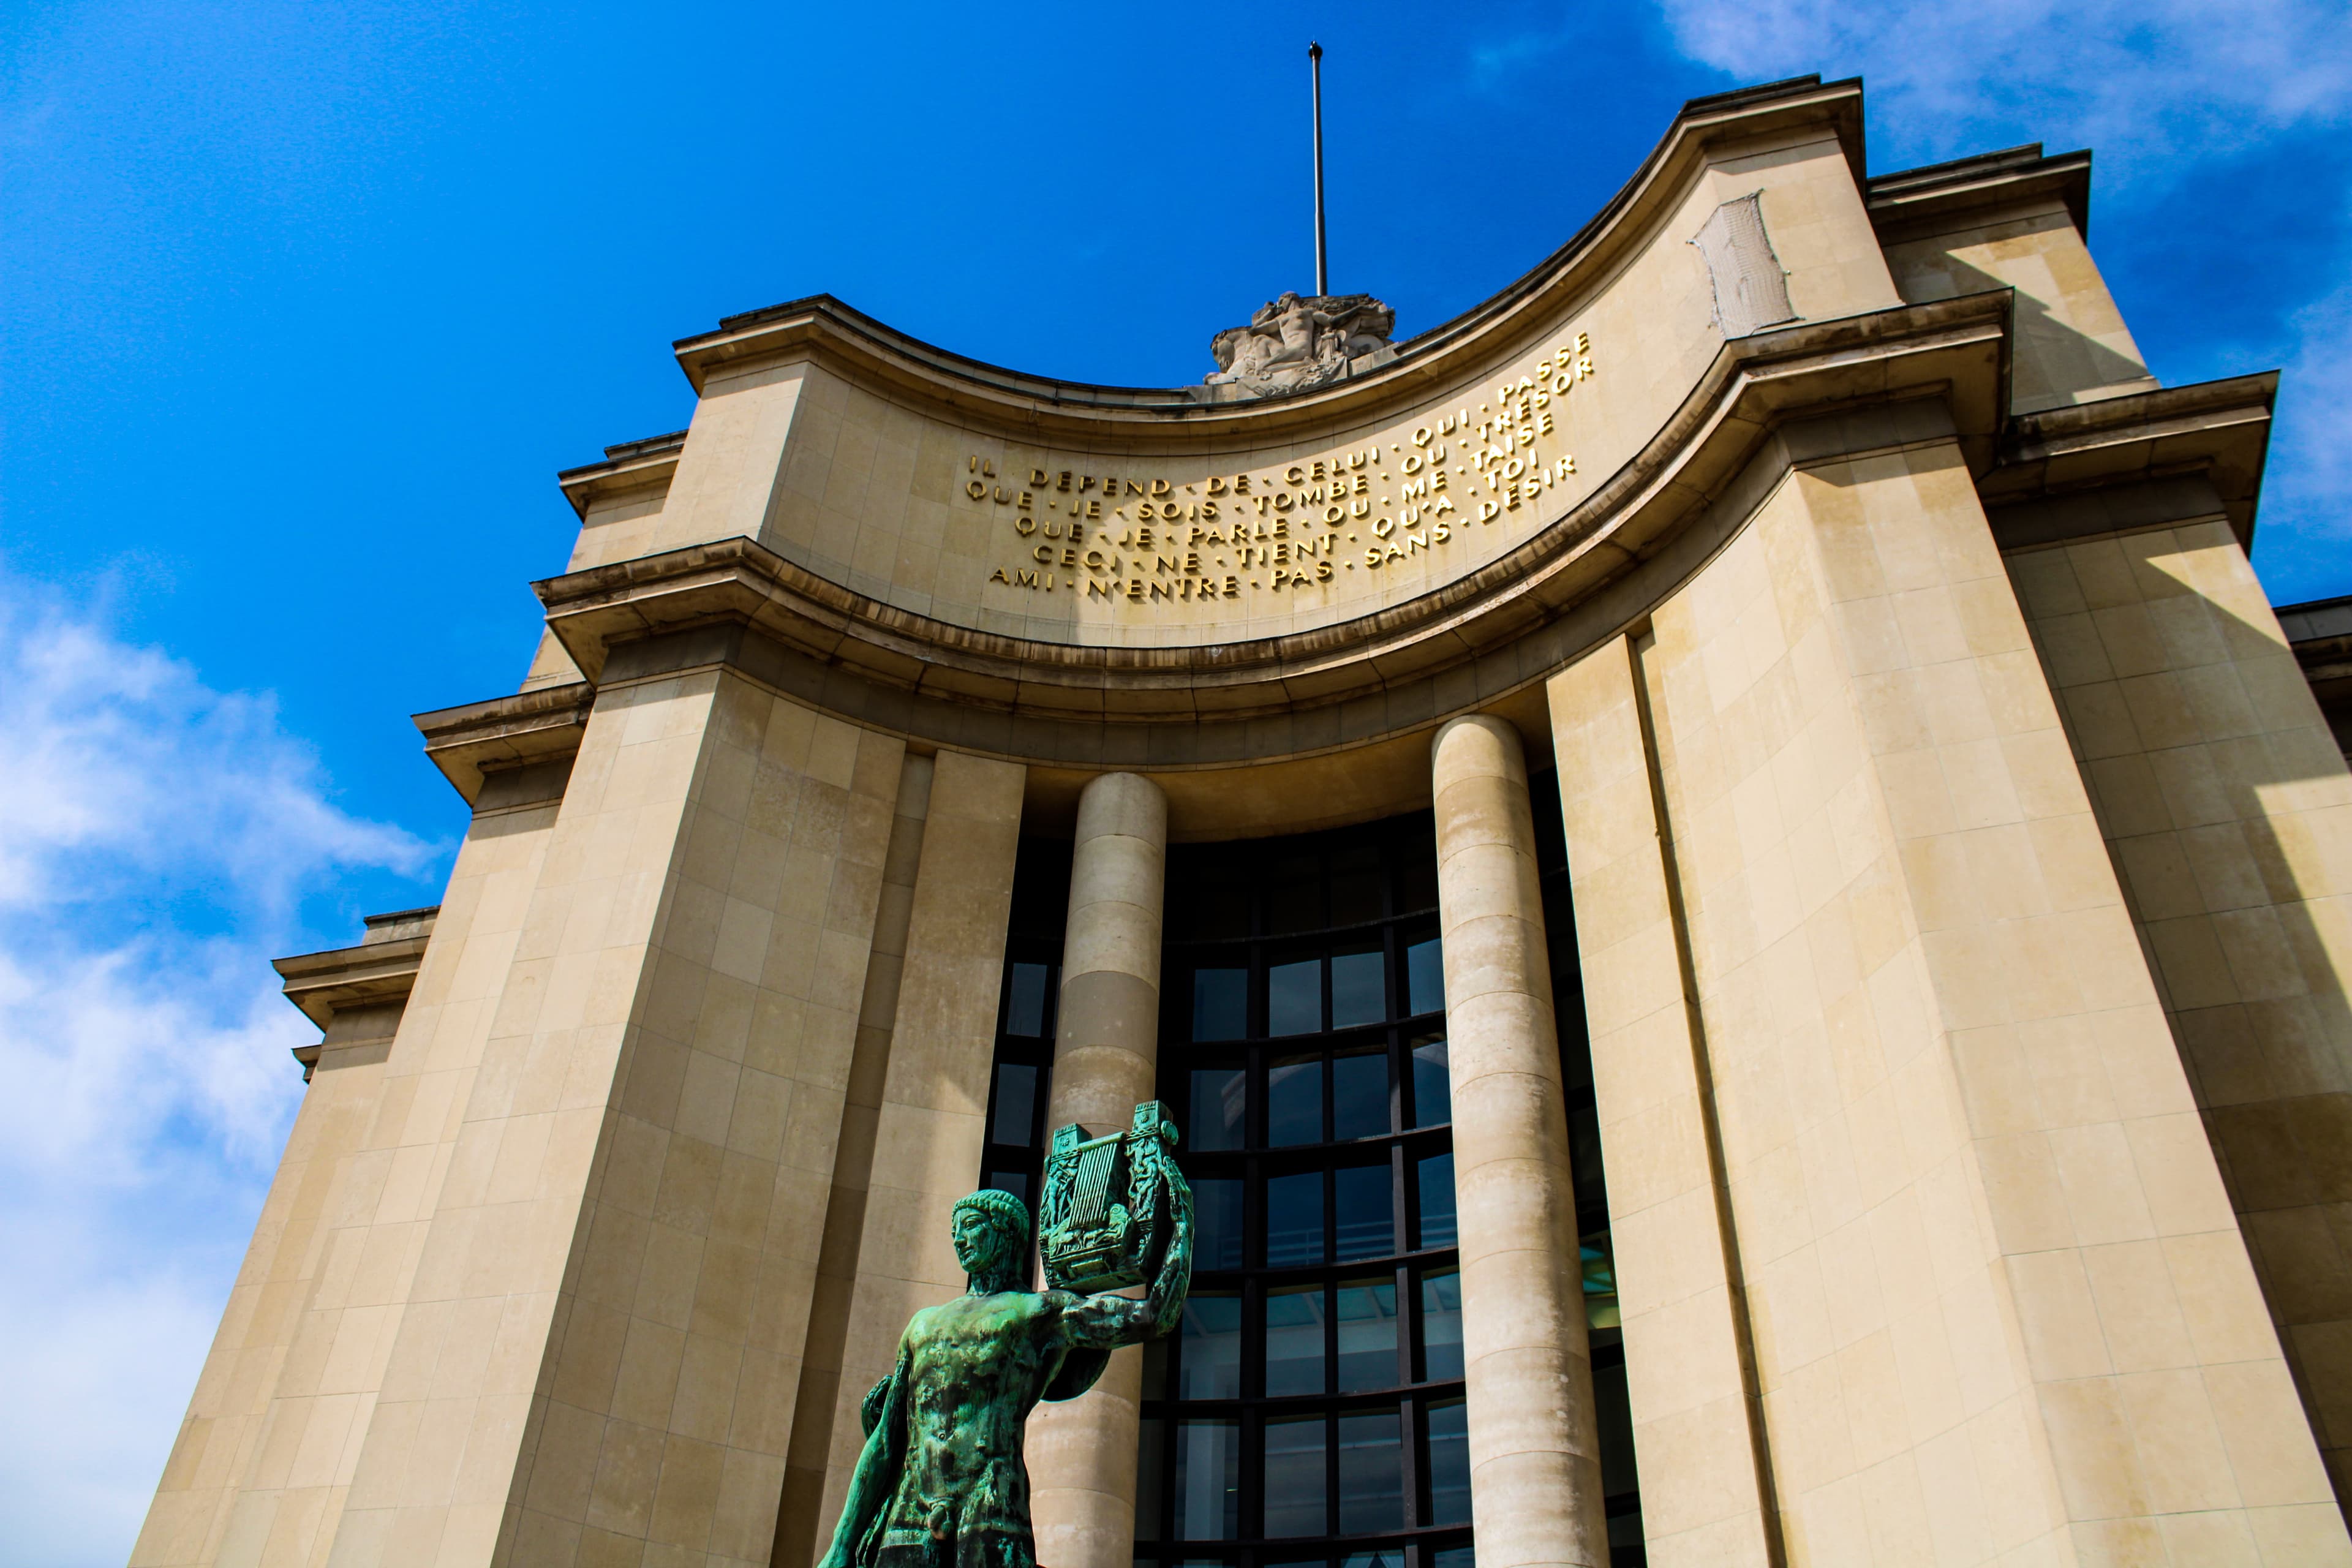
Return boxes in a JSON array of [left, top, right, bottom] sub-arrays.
[[822, 1102, 1193, 1568]]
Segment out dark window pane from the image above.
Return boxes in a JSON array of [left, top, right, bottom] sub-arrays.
[[985, 1170, 1029, 1205], [1432, 1549, 1475, 1568], [1006, 962, 1050, 1036], [1330, 948, 1385, 1029], [1331, 1050, 1388, 1141], [1268, 959, 1322, 1036], [1336, 1411, 1403, 1532], [1181, 866, 1251, 940], [1415, 1152, 1457, 1250], [1329, 845, 1385, 926], [1410, 1036, 1452, 1128], [1267, 855, 1324, 935], [1334, 1163, 1394, 1262], [1262, 1415, 1329, 1537], [1397, 846, 1439, 914], [1268, 1560, 1327, 1568], [1193, 969, 1247, 1042], [1136, 1419, 1164, 1534], [1265, 1172, 1324, 1267], [1334, 1278, 1398, 1392], [1405, 938, 1445, 1016], [1427, 1398, 1471, 1525], [992, 1063, 1038, 1147], [1569, 1102, 1608, 1214], [1267, 1055, 1323, 1147], [1142, 1335, 1167, 1400], [1188, 1067, 1246, 1152], [1343, 1553, 1404, 1568], [1178, 1294, 1242, 1399], [1421, 1270, 1464, 1381], [1194, 1178, 1245, 1270], [1264, 1286, 1327, 1396], [1594, 1351, 1639, 1502], [1172, 1420, 1239, 1539]]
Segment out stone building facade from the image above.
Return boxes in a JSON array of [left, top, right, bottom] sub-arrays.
[[132, 75, 2352, 1568]]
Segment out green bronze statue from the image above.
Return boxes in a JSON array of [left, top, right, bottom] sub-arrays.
[[823, 1106, 1192, 1568]]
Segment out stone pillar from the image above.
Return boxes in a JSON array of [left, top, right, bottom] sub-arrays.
[[1429, 715, 1610, 1568], [1027, 772, 1169, 1568]]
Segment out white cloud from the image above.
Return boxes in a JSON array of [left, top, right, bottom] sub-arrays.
[[1657, 0, 2352, 172], [0, 565, 435, 1567]]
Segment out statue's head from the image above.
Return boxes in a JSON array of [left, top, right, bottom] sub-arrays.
[[950, 1188, 1030, 1288]]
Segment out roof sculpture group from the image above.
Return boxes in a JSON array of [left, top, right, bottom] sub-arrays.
[[1204, 290, 1396, 397]]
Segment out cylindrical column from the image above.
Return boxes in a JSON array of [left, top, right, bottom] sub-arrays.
[[1430, 715, 1608, 1568], [1027, 772, 1169, 1568]]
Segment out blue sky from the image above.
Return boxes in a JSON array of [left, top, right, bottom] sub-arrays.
[[2, 1, 2347, 1561]]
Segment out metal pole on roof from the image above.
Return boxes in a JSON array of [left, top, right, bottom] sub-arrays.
[[1310, 41, 1328, 297]]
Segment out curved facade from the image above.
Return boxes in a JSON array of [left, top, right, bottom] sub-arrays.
[[134, 75, 2352, 1568]]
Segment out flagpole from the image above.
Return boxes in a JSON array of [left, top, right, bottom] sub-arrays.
[[1310, 40, 1328, 297]]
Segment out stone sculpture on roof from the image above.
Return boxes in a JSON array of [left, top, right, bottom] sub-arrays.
[[1204, 290, 1396, 397]]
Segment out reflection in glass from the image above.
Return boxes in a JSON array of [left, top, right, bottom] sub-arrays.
[[1194, 1178, 1245, 1270], [1188, 1067, 1246, 1152], [1264, 1286, 1327, 1396], [1332, 1050, 1387, 1141], [1006, 962, 1050, 1036], [1333, 1164, 1393, 1262], [1172, 1419, 1239, 1539], [1179, 1294, 1242, 1399], [1335, 1280, 1398, 1392], [1336, 1411, 1403, 1532], [1330, 948, 1384, 1029], [1267, 1055, 1323, 1146], [1410, 1036, 1452, 1128], [1268, 959, 1322, 1036], [1405, 937, 1445, 1016], [991, 1063, 1037, 1147], [1432, 1549, 1476, 1568], [1193, 968, 1248, 1042], [1422, 1270, 1464, 1381], [1415, 1152, 1457, 1250], [985, 1169, 1028, 1204], [1262, 1415, 1329, 1537], [1344, 1554, 1405, 1568], [1265, 1172, 1324, 1267], [1427, 1399, 1471, 1525]]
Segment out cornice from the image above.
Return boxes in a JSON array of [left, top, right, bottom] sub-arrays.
[[663, 77, 1866, 443], [1868, 143, 2093, 244], [557, 431, 687, 519], [413, 681, 597, 803], [1979, 372, 2278, 548], [274, 911, 438, 1033], [537, 293, 2010, 729]]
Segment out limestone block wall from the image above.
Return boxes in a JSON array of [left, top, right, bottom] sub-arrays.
[[298, 673, 902, 1567], [2005, 520, 2352, 1504], [809, 751, 1027, 1555], [130, 1011, 399, 1567], [1547, 644, 1777, 1567], [1574, 440, 2345, 1561], [1882, 203, 2158, 413]]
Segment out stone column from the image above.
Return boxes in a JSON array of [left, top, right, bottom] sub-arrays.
[[1027, 772, 1169, 1568], [1430, 715, 1610, 1568]]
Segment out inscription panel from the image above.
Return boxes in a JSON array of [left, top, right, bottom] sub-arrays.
[[969, 334, 1596, 612]]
